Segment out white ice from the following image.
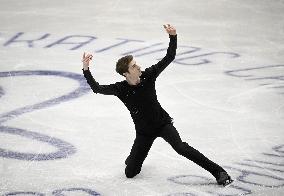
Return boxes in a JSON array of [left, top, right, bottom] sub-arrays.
[[0, 0, 284, 195]]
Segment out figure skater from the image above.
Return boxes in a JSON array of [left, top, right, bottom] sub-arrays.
[[81, 24, 233, 186]]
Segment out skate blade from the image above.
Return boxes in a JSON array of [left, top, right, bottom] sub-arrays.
[[222, 179, 234, 187]]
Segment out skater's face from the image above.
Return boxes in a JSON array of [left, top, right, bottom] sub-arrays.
[[125, 59, 142, 78]]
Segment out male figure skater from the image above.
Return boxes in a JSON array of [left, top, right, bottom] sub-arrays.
[[81, 24, 233, 186]]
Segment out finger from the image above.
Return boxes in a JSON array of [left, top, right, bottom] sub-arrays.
[[163, 24, 167, 29], [83, 52, 86, 59], [88, 55, 93, 60], [85, 54, 92, 60], [167, 24, 170, 28], [83, 58, 90, 63], [83, 55, 91, 61]]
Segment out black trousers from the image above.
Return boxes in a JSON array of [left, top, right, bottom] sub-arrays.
[[125, 123, 225, 179]]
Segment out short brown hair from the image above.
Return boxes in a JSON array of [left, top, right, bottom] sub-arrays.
[[116, 55, 133, 76]]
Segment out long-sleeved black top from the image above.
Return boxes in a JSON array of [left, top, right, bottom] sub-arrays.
[[83, 34, 177, 136]]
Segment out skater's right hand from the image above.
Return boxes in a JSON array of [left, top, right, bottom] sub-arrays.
[[82, 52, 93, 70], [163, 24, 176, 35]]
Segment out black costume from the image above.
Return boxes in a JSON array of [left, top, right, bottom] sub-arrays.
[[83, 35, 230, 183]]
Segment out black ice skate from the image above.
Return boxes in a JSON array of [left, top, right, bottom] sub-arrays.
[[216, 172, 233, 186]]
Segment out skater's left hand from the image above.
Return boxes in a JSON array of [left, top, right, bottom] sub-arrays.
[[163, 24, 176, 35]]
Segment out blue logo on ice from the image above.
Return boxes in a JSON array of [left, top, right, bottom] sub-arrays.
[[0, 70, 90, 160]]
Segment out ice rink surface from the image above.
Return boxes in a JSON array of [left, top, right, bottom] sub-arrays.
[[0, 0, 284, 195]]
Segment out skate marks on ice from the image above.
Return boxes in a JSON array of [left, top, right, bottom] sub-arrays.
[[0, 70, 90, 161], [167, 144, 284, 196]]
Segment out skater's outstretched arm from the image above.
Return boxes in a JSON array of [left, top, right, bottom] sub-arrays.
[[145, 24, 177, 79], [82, 53, 119, 96]]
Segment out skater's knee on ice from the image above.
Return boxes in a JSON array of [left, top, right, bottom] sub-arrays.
[[125, 169, 140, 178], [125, 170, 136, 178], [125, 165, 141, 178]]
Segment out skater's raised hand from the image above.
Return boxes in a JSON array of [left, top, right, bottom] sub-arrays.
[[163, 24, 176, 35], [82, 52, 93, 70]]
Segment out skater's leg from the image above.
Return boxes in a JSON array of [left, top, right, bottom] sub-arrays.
[[125, 135, 144, 165], [158, 124, 225, 178], [125, 134, 155, 178]]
